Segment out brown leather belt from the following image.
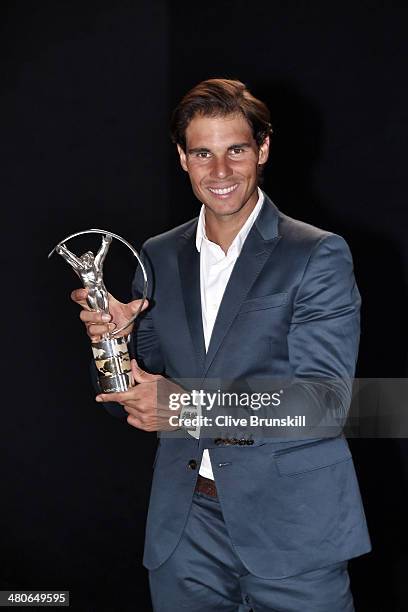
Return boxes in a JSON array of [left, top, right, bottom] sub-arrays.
[[195, 475, 218, 498]]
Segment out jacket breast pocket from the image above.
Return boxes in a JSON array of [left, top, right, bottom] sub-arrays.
[[275, 437, 352, 477], [239, 292, 288, 314]]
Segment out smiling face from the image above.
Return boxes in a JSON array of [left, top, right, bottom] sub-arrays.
[[177, 113, 269, 221]]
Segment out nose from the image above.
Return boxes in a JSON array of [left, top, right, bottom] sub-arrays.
[[210, 155, 232, 179]]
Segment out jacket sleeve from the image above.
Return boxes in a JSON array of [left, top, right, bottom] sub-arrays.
[[281, 233, 361, 435], [131, 245, 165, 374]]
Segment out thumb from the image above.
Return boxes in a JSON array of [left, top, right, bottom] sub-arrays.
[[128, 298, 149, 315], [131, 358, 160, 383]]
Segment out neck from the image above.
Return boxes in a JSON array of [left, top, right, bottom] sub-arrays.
[[205, 191, 259, 253]]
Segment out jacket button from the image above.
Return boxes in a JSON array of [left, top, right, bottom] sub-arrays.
[[188, 459, 197, 470]]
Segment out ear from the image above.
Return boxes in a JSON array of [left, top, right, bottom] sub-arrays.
[[258, 136, 270, 165], [177, 144, 188, 172]]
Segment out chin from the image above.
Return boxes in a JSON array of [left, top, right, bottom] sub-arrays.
[[205, 200, 241, 216], [211, 195, 251, 215]]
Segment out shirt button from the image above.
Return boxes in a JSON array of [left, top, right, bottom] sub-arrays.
[[187, 459, 197, 470]]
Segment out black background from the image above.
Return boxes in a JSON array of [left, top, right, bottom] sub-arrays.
[[1, 1, 407, 610]]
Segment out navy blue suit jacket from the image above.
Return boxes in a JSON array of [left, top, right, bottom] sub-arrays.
[[112, 193, 371, 578]]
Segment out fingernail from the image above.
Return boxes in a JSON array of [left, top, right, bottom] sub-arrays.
[[102, 314, 111, 322]]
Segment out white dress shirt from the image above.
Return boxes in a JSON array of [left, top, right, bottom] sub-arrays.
[[194, 188, 264, 480]]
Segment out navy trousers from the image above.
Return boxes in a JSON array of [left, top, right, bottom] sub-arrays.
[[149, 491, 355, 612]]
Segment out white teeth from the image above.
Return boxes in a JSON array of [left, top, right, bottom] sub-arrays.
[[208, 184, 238, 195]]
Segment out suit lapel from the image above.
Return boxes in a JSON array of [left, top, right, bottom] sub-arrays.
[[177, 195, 281, 378], [203, 227, 281, 376], [177, 225, 206, 373]]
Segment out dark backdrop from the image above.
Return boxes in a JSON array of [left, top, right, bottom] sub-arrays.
[[1, 1, 407, 610]]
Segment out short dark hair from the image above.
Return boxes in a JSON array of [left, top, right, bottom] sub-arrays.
[[170, 78, 273, 151]]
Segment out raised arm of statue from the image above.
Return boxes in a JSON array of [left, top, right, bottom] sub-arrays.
[[56, 244, 84, 273], [94, 234, 112, 271]]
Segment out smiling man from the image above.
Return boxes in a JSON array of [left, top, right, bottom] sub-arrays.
[[74, 79, 370, 611]]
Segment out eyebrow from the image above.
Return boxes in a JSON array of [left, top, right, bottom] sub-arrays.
[[188, 147, 211, 154], [228, 142, 251, 149], [187, 142, 251, 154]]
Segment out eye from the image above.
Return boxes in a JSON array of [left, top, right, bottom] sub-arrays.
[[194, 151, 211, 159], [230, 147, 245, 156]]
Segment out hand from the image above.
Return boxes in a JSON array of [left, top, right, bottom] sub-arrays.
[[71, 288, 148, 342], [96, 360, 183, 432]]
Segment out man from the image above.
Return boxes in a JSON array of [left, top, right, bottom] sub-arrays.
[[73, 79, 371, 611]]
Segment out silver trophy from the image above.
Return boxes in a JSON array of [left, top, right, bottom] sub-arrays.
[[49, 229, 148, 393]]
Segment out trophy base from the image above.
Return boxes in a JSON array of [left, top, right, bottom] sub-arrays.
[[99, 373, 131, 393], [91, 335, 133, 393]]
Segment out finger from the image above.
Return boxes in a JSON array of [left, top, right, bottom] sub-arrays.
[[126, 414, 143, 429], [122, 404, 143, 417], [71, 288, 90, 308], [131, 359, 161, 384], [96, 392, 121, 403], [131, 358, 143, 376], [80, 310, 112, 324], [88, 323, 116, 339], [128, 298, 149, 315], [96, 389, 141, 404]]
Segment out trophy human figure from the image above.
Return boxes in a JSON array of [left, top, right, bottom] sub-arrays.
[[50, 228, 147, 392], [56, 234, 112, 314]]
